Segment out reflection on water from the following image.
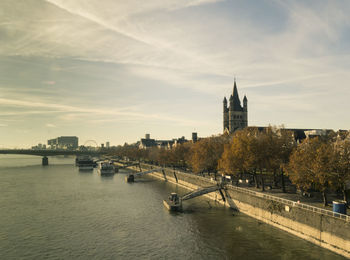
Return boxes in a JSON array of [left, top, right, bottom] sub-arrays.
[[0, 155, 346, 260], [0, 154, 75, 168]]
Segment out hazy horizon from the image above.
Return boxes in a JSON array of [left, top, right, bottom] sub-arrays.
[[1, 0, 350, 148]]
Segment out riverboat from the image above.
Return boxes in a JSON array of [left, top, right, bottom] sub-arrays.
[[125, 174, 134, 182], [98, 162, 115, 176], [77, 156, 94, 171]]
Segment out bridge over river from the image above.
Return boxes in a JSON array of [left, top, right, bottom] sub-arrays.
[[0, 149, 108, 165]]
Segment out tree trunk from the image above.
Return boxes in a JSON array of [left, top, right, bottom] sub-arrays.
[[280, 168, 286, 193], [273, 169, 278, 188], [342, 188, 348, 204], [138, 161, 142, 172], [261, 169, 265, 192], [253, 170, 259, 188], [322, 190, 328, 206]]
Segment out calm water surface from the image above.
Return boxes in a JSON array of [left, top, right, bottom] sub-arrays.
[[0, 155, 346, 259]]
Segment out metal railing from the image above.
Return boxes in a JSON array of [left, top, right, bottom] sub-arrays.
[[225, 183, 350, 222], [140, 163, 350, 222]]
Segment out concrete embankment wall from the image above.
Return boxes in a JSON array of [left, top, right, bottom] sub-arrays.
[[127, 163, 350, 258]]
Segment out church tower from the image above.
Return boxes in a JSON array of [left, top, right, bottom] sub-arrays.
[[223, 79, 248, 133], [223, 97, 229, 132], [243, 95, 248, 128]]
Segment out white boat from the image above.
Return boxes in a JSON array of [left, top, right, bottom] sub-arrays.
[[98, 162, 115, 176], [77, 156, 94, 171]]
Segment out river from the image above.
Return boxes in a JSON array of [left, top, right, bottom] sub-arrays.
[[0, 155, 345, 259]]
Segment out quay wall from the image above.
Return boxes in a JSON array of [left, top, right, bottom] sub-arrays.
[[127, 163, 350, 258]]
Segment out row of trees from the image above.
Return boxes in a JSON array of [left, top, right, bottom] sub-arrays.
[[219, 127, 295, 192], [111, 127, 350, 206], [288, 135, 350, 205]]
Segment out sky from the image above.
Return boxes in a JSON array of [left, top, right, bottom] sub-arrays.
[[0, 0, 350, 148]]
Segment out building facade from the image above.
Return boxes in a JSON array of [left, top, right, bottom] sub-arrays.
[[223, 80, 248, 133], [138, 133, 196, 149], [48, 136, 79, 150]]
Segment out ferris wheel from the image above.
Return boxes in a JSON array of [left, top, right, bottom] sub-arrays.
[[83, 140, 99, 147]]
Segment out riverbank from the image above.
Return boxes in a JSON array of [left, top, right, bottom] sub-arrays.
[[127, 163, 350, 258]]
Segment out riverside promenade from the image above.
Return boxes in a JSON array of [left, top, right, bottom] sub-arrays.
[[126, 162, 350, 257], [201, 172, 350, 217]]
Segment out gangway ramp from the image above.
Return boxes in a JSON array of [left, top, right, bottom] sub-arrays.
[[182, 185, 224, 201], [163, 184, 226, 211], [126, 168, 167, 182]]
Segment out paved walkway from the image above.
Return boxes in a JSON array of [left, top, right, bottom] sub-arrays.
[[197, 172, 349, 216], [150, 165, 349, 216], [237, 184, 349, 216]]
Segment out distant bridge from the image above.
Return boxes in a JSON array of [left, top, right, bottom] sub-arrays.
[[0, 149, 108, 165]]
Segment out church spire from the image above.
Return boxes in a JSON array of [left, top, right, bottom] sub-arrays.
[[231, 78, 241, 110], [233, 78, 238, 96]]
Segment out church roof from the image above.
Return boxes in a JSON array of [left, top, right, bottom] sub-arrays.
[[140, 138, 156, 148], [231, 80, 243, 111]]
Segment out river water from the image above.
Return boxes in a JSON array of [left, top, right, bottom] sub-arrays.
[[0, 155, 345, 259]]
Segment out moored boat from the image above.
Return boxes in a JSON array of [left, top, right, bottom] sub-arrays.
[[163, 192, 182, 211], [77, 156, 94, 171], [97, 162, 115, 176]]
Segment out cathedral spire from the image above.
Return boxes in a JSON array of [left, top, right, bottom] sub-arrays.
[[233, 78, 238, 96], [232, 78, 241, 110], [233, 77, 236, 94]]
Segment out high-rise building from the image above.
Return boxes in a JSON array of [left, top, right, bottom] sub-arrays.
[[47, 136, 78, 149]]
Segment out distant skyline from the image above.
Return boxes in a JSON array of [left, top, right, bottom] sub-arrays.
[[1, 0, 350, 148]]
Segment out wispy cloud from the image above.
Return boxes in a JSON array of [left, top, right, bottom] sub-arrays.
[[0, 97, 201, 126], [2, 0, 349, 92], [0, 0, 350, 146], [42, 80, 56, 85]]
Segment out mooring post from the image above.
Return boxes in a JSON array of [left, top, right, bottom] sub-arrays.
[[139, 161, 142, 172], [173, 167, 178, 183], [42, 156, 48, 166], [219, 189, 226, 202], [162, 169, 168, 182]]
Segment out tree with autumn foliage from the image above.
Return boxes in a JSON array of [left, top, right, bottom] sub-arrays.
[[189, 135, 228, 174], [219, 126, 296, 191], [170, 142, 192, 169], [219, 130, 249, 182], [157, 148, 171, 166], [219, 127, 267, 189], [273, 128, 296, 192], [287, 137, 334, 206], [332, 134, 350, 203], [146, 147, 160, 164], [240, 128, 262, 188]]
